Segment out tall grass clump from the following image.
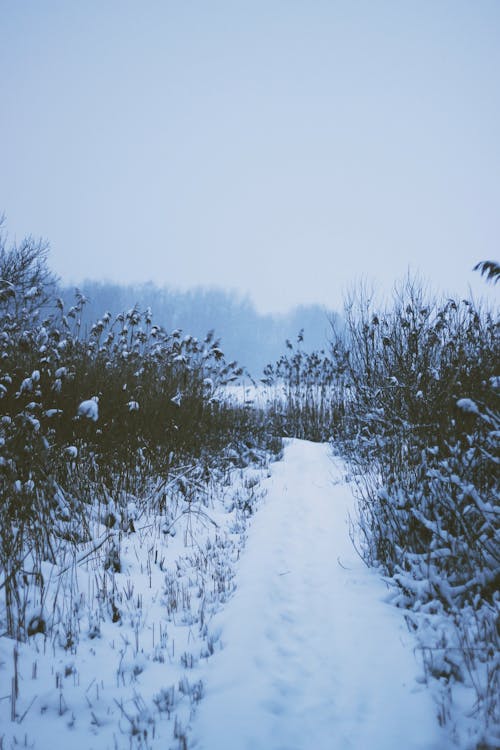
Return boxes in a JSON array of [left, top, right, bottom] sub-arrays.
[[331, 276, 499, 742], [261, 330, 347, 441], [0, 224, 280, 640]]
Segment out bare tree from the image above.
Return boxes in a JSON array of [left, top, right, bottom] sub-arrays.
[[0, 216, 58, 313]]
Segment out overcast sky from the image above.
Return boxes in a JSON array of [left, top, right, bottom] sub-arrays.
[[1, 1, 499, 313]]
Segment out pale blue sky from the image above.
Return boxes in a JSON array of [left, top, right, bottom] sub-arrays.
[[1, 1, 499, 312]]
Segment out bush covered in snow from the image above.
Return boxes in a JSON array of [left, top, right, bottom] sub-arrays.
[[0, 225, 280, 641], [261, 329, 346, 442], [329, 277, 499, 744], [263, 274, 499, 744]]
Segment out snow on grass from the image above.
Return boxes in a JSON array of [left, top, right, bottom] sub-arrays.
[[1, 440, 487, 749], [76, 397, 99, 421], [0, 458, 270, 749], [456, 398, 480, 415]]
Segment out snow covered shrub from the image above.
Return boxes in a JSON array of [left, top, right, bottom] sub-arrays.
[[0, 228, 72, 637], [333, 279, 498, 592], [0, 223, 281, 639], [332, 277, 499, 741], [262, 330, 345, 441]]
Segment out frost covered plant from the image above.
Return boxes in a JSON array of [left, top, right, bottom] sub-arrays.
[[330, 276, 499, 742], [0, 222, 279, 639], [262, 329, 345, 441]]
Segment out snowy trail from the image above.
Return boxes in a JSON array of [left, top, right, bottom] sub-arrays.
[[193, 439, 448, 750]]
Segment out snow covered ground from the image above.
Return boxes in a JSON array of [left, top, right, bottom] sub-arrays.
[[1, 440, 461, 749], [192, 440, 451, 750], [0, 457, 270, 750]]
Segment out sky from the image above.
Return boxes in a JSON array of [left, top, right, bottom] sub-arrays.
[[0, 0, 499, 314]]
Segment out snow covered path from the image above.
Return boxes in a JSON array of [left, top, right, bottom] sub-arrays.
[[193, 439, 449, 750]]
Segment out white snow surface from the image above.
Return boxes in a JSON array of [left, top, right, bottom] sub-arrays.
[[0, 439, 456, 749], [77, 397, 99, 421], [456, 397, 480, 415], [193, 440, 449, 750]]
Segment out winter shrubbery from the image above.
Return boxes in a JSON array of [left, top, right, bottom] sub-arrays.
[[2, 215, 498, 744], [261, 330, 345, 442], [263, 274, 499, 741], [329, 278, 499, 742], [0, 227, 280, 639]]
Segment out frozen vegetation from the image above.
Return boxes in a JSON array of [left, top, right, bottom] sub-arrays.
[[0, 226, 498, 749], [59, 280, 338, 376]]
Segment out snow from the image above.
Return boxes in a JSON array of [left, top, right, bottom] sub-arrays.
[[19, 376, 33, 393], [0, 456, 269, 750], [193, 440, 449, 750], [456, 398, 479, 415], [0, 440, 457, 749], [77, 397, 99, 421]]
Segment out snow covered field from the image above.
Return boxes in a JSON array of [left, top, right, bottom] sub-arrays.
[[0, 455, 270, 750], [0, 439, 480, 749]]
